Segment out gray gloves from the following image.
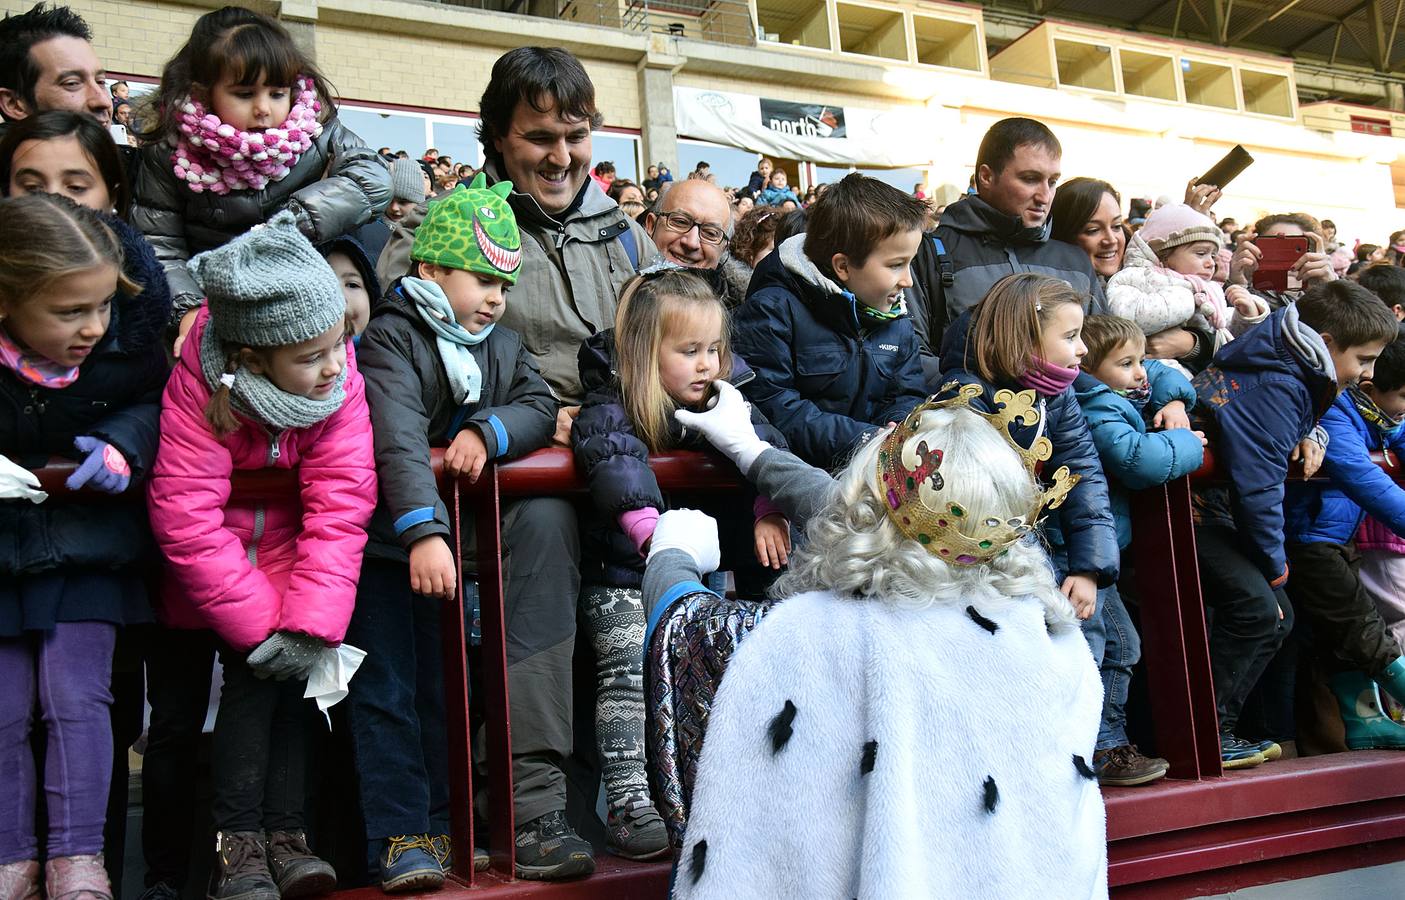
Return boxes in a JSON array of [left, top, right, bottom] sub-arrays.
[[247, 631, 325, 681]]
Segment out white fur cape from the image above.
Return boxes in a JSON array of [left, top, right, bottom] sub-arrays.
[[673, 586, 1108, 900]]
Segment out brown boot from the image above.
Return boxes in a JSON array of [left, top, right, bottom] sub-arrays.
[[209, 832, 278, 900], [0, 860, 39, 900], [1092, 745, 1170, 787], [43, 855, 112, 900], [266, 831, 336, 898]]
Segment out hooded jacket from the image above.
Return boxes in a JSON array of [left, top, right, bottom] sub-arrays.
[[131, 118, 393, 311], [147, 310, 377, 651], [910, 195, 1107, 373], [572, 329, 788, 586], [1284, 391, 1405, 547], [1190, 304, 1339, 585], [937, 310, 1120, 586], [356, 281, 557, 561], [484, 161, 658, 405], [731, 236, 928, 470]]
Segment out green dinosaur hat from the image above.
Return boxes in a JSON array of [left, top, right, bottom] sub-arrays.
[[410, 173, 522, 284]]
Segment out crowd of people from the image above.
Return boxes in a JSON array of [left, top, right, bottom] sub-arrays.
[[5, 2, 1405, 899]]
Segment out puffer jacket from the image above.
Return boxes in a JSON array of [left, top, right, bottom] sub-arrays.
[[937, 310, 1120, 586], [755, 185, 800, 207], [1285, 391, 1405, 547], [1063, 362, 1204, 550], [130, 117, 392, 310], [484, 161, 658, 405], [732, 236, 928, 470], [572, 329, 788, 585], [0, 216, 170, 575], [147, 310, 377, 651], [1190, 304, 1338, 585], [1358, 516, 1405, 555], [909, 195, 1107, 371], [356, 281, 557, 561]]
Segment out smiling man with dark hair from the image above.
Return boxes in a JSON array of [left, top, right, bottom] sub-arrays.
[[0, 3, 110, 127]]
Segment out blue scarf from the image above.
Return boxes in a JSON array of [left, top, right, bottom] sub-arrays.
[[400, 276, 493, 404]]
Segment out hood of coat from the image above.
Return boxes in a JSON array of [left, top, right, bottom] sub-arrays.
[[1120, 231, 1160, 270], [1213, 303, 1338, 413], [940, 194, 1052, 246], [748, 235, 869, 338]]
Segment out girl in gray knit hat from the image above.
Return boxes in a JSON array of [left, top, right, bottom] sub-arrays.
[[146, 212, 378, 900]]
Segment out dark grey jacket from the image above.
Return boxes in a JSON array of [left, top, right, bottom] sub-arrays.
[[130, 118, 392, 311]]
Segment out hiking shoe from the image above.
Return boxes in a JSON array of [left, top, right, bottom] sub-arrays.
[[427, 833, 489, 874], [514, 811, 595, 881], [605, 800, 670, 860], [0, 860, 39, 900], [266, 831, 336, 898], [1092, 745, 1170, 787], [208, 833, 278, 900], [1220, 735, 1267, 770], [377, 835, 444, 894]]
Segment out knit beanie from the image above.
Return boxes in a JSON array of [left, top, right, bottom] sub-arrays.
[[410, 172, 522, 284], [390, 157, 426, 204], [188, 211, 345, 347], [1140, 203, 1224, 256]]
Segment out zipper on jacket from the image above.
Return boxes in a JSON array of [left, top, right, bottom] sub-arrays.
[[246, 503, 265, 567], [266, 429, 283, 465], [554, 224, 567, 249]]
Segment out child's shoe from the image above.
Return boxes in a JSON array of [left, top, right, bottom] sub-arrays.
[[605, 796, 670, 860], [1092, 745, 1169, 787], [1374, 656, 1405, 707], [513, 811, 595, 881], [377, 835, 444, 894], [427, 833, 489, 874], [44, 854, 112, 900], [1219, 735, 1267, 770], [1248, 739, 1283, 761], [209, 833, 278, 900], [266, 831, 336, 898], [1332, 670, 1405, 750], [0, 860, 39, 900]]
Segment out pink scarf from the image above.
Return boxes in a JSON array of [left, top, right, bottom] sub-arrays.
[[1159, 264, 1230, 330], [1018, 356, 1079, 396], [171, 77, 322, 195], [0, 325, 80, 388]]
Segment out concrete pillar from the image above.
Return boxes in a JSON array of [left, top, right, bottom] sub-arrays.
[[637, 36, 683, 175], [279, 0, 319, 62], [1389, 81, 1405, 112]]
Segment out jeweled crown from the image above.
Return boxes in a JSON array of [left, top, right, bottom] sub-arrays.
[[875, 382, 1080, 566]]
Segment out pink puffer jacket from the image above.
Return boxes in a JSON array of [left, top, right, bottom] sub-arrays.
[[148, 311, 377, 651], [1358, 516, 1405, 556]]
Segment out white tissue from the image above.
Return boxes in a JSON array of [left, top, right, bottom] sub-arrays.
[[304, 643, 366, 726], [0, 455, 46, 504]]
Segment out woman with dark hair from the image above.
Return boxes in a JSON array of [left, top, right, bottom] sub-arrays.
[[1050, 177, 1126, 283], [0, 110, 132, 217], [607, 178, 646, 220]]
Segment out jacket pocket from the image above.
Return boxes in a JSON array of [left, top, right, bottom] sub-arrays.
[[795, 347, 850, 399]]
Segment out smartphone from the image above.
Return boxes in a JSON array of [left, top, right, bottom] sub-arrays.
[[1196, 145, 1254, 191], [1253, 235, 1308, 293], [108, 123, 128, 145]]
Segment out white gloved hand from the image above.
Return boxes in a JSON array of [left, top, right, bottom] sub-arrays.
[[674, 380, 771, 473], [646, 508, 721, 575], [0, 454, 47, 504]]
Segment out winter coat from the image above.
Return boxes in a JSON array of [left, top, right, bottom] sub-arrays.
[[745, 171, 766, 197], [147, 311, 377, 651], [1066, 362, 1204, 550], [731, 236, 928, 470], [130, 117, 393, 310], [356, 281, 557, 561], [755, 185, 800, 208], [572, 329, 788, 585], [674, 585, 1106, 900], [484, 161, 658, 405], [0, 216, 170, 576], [1285, 392, 1405, 547], [937, 311, 1120, 587], [1190, 304, 1338, 585]]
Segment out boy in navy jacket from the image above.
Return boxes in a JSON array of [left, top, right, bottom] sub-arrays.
[[1284, 334, 1405, 749], [732, 174, 928, 469], [1190, 281, 1398, 768]]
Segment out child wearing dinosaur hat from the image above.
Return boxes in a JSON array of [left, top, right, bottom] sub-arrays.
[[348, 174, 596, 886]]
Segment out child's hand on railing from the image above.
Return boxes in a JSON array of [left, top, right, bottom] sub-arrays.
[[444, 427, 489, 483], [753, 513, 791, 570], [674, 380, 771, 473], [65, 436, 131, 494], [409, 535, 457, 600], [1061, 573, 1098, 621], [1291, 435, 1326, 479]]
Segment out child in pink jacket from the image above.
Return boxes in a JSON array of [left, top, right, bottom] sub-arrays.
[[147, 213, 376, 900]]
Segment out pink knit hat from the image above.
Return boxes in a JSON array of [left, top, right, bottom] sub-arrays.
[[1140, 203, 1223, 256]]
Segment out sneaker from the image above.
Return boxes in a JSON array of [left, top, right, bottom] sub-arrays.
[[0, 860, 40, 900], [208, 833, 278, 900], [136, 883, 180, 900], [605, 799, 670, 861], [513, 811, 595, 881], [44, 855, 111, 900], [377, 835, 444, 894], [1249, 738, 1283, 762], [427, 834, 489, 874], [1092, 745, 1170, 787], [266, 831, 336, 898], [1220, 735, 1267, 770]]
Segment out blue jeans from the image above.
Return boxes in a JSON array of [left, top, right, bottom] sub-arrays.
[[1052, 551, 1140, 751]]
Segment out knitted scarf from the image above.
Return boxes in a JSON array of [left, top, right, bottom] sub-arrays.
[[855, 294, 906, 328], [1018, 356, 1080, 397], [199, 323, 346, 430], [0, 324, 80, 388], [1116, 381, 1152, 414], [399, 276, 493, 405], [172, 77, 322, 195], [1348, 383, 1403, 434]]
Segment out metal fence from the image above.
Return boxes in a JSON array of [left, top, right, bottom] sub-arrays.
[[423, 0, 759, 47]]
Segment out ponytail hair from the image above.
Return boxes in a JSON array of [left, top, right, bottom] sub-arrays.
[[969, 273, 1084, 383], [203, 347, 243, 438]]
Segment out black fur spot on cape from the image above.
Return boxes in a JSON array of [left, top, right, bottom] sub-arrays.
[[1073, 754, 1096, 779], [860, 740, 878, 775], [691, 840, 707, 884], [769, 700, 797, 755], [966, 605, 998, 634], [983, 776, 999, 813]]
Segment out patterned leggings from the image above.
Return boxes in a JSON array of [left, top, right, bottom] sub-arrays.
[[579, 586, 652, 819]]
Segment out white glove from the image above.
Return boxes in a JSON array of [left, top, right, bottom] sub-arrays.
[[646, 509, 721, 575], [674, 380, 771, 473], [0, 454, 47, 504]]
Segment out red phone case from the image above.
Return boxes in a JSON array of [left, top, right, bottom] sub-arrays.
[[1252, 236, 1308, 293]]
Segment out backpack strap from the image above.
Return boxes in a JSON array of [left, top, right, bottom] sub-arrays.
[[930, 236, 955, 288], [618, 227, 640, 272]]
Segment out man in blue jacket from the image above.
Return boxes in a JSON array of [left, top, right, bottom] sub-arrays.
[[1191, 281, 1398, 767], [1284, 334, 1405, 749]]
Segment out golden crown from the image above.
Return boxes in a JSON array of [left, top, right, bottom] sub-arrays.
[[875, 382, 1080, 566]]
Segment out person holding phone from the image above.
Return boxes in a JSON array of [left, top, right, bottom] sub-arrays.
[[1227, 213, 1337, 308]]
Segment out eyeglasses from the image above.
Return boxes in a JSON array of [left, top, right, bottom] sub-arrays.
[[657, 210, 728, 246]]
